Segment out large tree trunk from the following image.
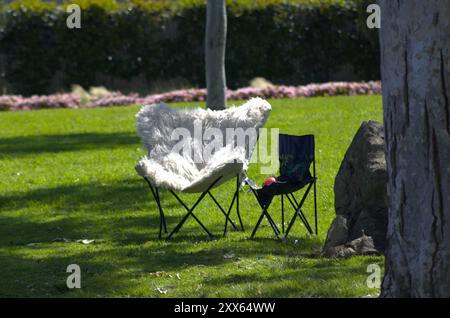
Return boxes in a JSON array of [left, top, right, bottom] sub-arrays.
[[205, 0, 227, 110], [379, 0, 450, 297]]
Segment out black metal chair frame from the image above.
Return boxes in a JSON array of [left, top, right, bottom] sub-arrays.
[[248, 185, 282, 239], [249, 136, 318, 239], [142, 174, 244, 240]]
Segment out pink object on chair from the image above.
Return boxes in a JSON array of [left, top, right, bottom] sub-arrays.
[[263, 176, 277, 187]]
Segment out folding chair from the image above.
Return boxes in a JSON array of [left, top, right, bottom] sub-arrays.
[[245, 134, 318, 239], [135, 98, 272, 239], [142, 174, 242, 239]]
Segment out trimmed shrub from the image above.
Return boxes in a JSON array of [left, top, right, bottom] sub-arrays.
[[0, 0, 380, 95]]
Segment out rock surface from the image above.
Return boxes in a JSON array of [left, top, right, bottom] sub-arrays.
[[322, 234, 379, 258], [322, 121, 387, 258]]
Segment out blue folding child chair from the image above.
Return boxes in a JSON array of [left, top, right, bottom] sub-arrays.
[[244, 134, 318, 239]]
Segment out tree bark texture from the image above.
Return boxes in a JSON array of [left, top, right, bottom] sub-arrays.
[[379, 0, 450, 297], [205, 0, 227, 110]]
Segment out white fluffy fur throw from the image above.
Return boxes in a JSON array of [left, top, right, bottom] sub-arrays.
[[136, 97, 272, 193]]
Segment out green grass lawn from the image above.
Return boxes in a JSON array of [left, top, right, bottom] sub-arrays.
[[0, 96, 384, 298]]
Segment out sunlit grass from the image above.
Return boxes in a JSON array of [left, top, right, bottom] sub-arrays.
[[0, 96, 383, 297]]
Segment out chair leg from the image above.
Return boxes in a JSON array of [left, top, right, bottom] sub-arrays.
[[284, 184, 315, 237], [284, 209, 297, 238], [208, 191, 238, 231], [248, 187, 280, 239], [313, 157, 318, 235], [166, 177, 222, 239], [168, 205, 193, 237], [265, 210, 281, 239], [167, 190, 213, 239], [144, 177, 166, 239], [250, 209, 265, 239], [284, 194, 304, 237], [250, 208, 280, 239], [155, 188, 163, 238], [288, 193, 314, 234], [223, 190, 238, 236], [281, 194, 285, 234], [285, 208, 313, 236], [249, 188, 265, 238], [155, 188, 167, 233], [297, 211, 313, 234], [264, 209, 280, 235], [294, 189, 314, 234], [313, 179, 318, 235], [236, 175, 244, 231], [287, 194, 314, 235]]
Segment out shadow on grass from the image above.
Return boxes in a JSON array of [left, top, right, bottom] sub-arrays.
[[1, 176, 323, 244], [0, 249, 143, 297], [1, 178, 150, 213], [0, 177, 338, 297], [0, 235, 325, 297], [0, 178, 183, 244], [0, 236, 372, 297], [203, 256, 379, 297], [0, 132, 139, 156], [0, 178, 250, 244]]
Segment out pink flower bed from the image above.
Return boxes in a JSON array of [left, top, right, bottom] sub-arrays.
[[0, 81, 381, 112]]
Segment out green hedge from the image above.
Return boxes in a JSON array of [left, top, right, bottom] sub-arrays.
[[0, 0, 380, 95]]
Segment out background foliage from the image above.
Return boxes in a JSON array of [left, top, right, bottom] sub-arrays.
[[0, 0, 379, 95]]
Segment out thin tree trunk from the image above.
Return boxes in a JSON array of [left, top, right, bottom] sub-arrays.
[[205, 0, 227, 110], [379, 0, 450, 297]]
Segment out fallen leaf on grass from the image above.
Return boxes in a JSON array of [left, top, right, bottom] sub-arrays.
[[26, 243, 42, 246], [155, 287, 168, 294], [76, 239, 95, 244]]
